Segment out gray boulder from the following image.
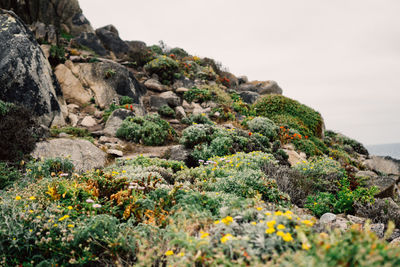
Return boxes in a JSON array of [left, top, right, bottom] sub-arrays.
[[71, 32, 108, 56], [159, 91, 181, 107], [95, 25, 129, 57], [0, 0, 93, 36], [238, 80, 283, 95], [31, 138, 107, 172], [104, 108, 136, 137], [0, 10, 65, 127], [30, 21, 57, 44], [239, 91, 260, 104], [366, 175, 399, 199], [365, 156, 400, 175]]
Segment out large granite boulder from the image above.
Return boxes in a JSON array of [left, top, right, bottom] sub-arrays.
[[0, 9, 65, 127], [0, 0, 93, 36], [31, 138, 107, 172], [61, 60, 146, 108], [365, 156, 400, 175]]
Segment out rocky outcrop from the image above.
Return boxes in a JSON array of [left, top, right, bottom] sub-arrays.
[[0, 0, 93, 36], [0, 9, 65, 127], [95, 25, 129, 58], [238, 80, 283, 95], [59, 60, 146, 108], [31, 138, 107, 172], [104, 109, 135, 137], [365, 156, 400, 175], [71, 32, 108, 56]]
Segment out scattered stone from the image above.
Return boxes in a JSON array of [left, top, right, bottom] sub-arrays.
[[390, 237, 400, 245], [99, 136, 120, 144], [239, 91, 260, 104], [175, 106, 186, 120], [67, 104, 80, 113], [104, 109, 135, 137], [31, 138, 107, 172], [58, 132, 70, 138], [176, 87, 189, 94], [107, 149, 123, 157], [80, 116, 97, 127], [370, 223, 385, 238], [355, 170, 378, 179], [68, 113, 79, 127], [320, 213, 337, 224], [144, 79, 167, 92], [169, 145, 191, 162], [159, 91, 181, 107], [168, 119, 180, 124], [347, 215, 366, 224]]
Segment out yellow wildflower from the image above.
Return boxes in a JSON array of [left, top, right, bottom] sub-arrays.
[[277, 224, 285, 230], [29, 196, 36, 201], [178, 252, 185, 257], [250, 222, 257, 225], [266, 220, 276, 228], [221, 234, 234, 243], [221, 216, 233, 225], [276, 231, 285, 237], [15, 196, 21, 201], [302, 243, 311, 250], [68, 224, 74, 228], [274, 211, 283, 216], [58, 215, 70, 221], [53, 224, 58, 227], [301, 220, 314, 227], [282, 233, 293, 242], [265, 212, 271, 216], [200, 231, 209, 239], [67, 206, 73, 210], [214, 220, 220, 225], [165, 250, 174, 256], [265, 228, 275, 234], [256, 207, 262, 211]]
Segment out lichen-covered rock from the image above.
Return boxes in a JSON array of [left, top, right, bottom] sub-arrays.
[[31, 138, 107, 172], [0, 0, 93, 36], [71, 32, 108, 56], [238, 80, 283, 95], [365, 156, 400, 175], [0, 9, 65, 127]]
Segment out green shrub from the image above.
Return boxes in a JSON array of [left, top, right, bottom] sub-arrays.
[[169, 47, 189, 58], [0, 101, 38, 161], [49, 45, 66, 66], [252, 95, 324, 138], [247, 117, 278, 141], [180, 124, 216, 148], [158, 105, 175, 118], [50, 126, 91, 138], [181, 114, 214, 125], [183, 87, 212, 103], [27, 158, 75, 179], [116, 114, 175, 146], [120, 96, 134, 105], [0, 162, 21, 190], [116, 155, 185, 173], [148, 45, 163, 55], [144, 55, 180, 85], [292, 139, 323, 157]]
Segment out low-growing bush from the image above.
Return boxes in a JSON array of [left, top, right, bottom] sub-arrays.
[[158, 105, 175, 118], [144, 55, 180, 85], [0, 100, 38, 161], [120, 96, 134, 105], [252, 95, 324, 138], [116, 114, 176, 146], [50, 126, 91, 138], [0, 162, 21, 190], [181, 113, 214, 125], [247, 116, 278, 141], [49, 45, 66, 66], [183, 87, 212, 103], [27, 158, 75, 179]]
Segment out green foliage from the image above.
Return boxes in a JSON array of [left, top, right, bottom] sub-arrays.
[[148, 45, 163, 55], [27, 158, 74, 179], [49, 45, 66, 66], [293, 139, 323, 157], [168, 47, 189, 58], [252, 95, 324, 138], [181, 113, 214, 125], [144, 55, 180, 85], [120, 96, 134, 105], [102, 103, 124, 122], [183, 87, 212, 103], [158, 105, 175, 118], [117, 155, 185, 173], [0, 102, 37, 161], [50, 126, 91, 138], [0, 162, 21, 190], [180, 124, 216, 148], [116, 114, 175, 146], [247, 117, 278, 141]]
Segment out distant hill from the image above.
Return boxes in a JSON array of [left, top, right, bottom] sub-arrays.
[[367, 143, 400, 160]]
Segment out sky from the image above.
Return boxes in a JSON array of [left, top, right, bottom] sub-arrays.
[[79, 0, 400, 145]]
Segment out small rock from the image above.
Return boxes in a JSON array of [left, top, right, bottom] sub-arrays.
[[158, 91, 181, 107], [67, 104, 80, 113], [239, 91, 260, 104], [104, 109, 135, 137], [99, 136, 119, 144], [68, 113, 79, 127], [331, 217, 349, 231], [94, 110, 103, 119], [175, 106, 186, 119], [80, 116, 97, 127], [347, 215, 366, 224], [168, 119, 180, 124], [107, 149, 123, 157], [370, 223, 385, 238], [320, 213, 337, 224], [176, 87, 189, 94], [390, 236, 400, 245], [58, 132, 71, 138], [144, 78, 167, 92], [169, 145, 190, 162], [355, 170, 378, 179]]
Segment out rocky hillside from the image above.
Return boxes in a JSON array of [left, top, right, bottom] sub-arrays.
[[1, 1, 400, 266]]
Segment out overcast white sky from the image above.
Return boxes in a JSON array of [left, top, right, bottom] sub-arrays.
[[80, 0, 400, 145]]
